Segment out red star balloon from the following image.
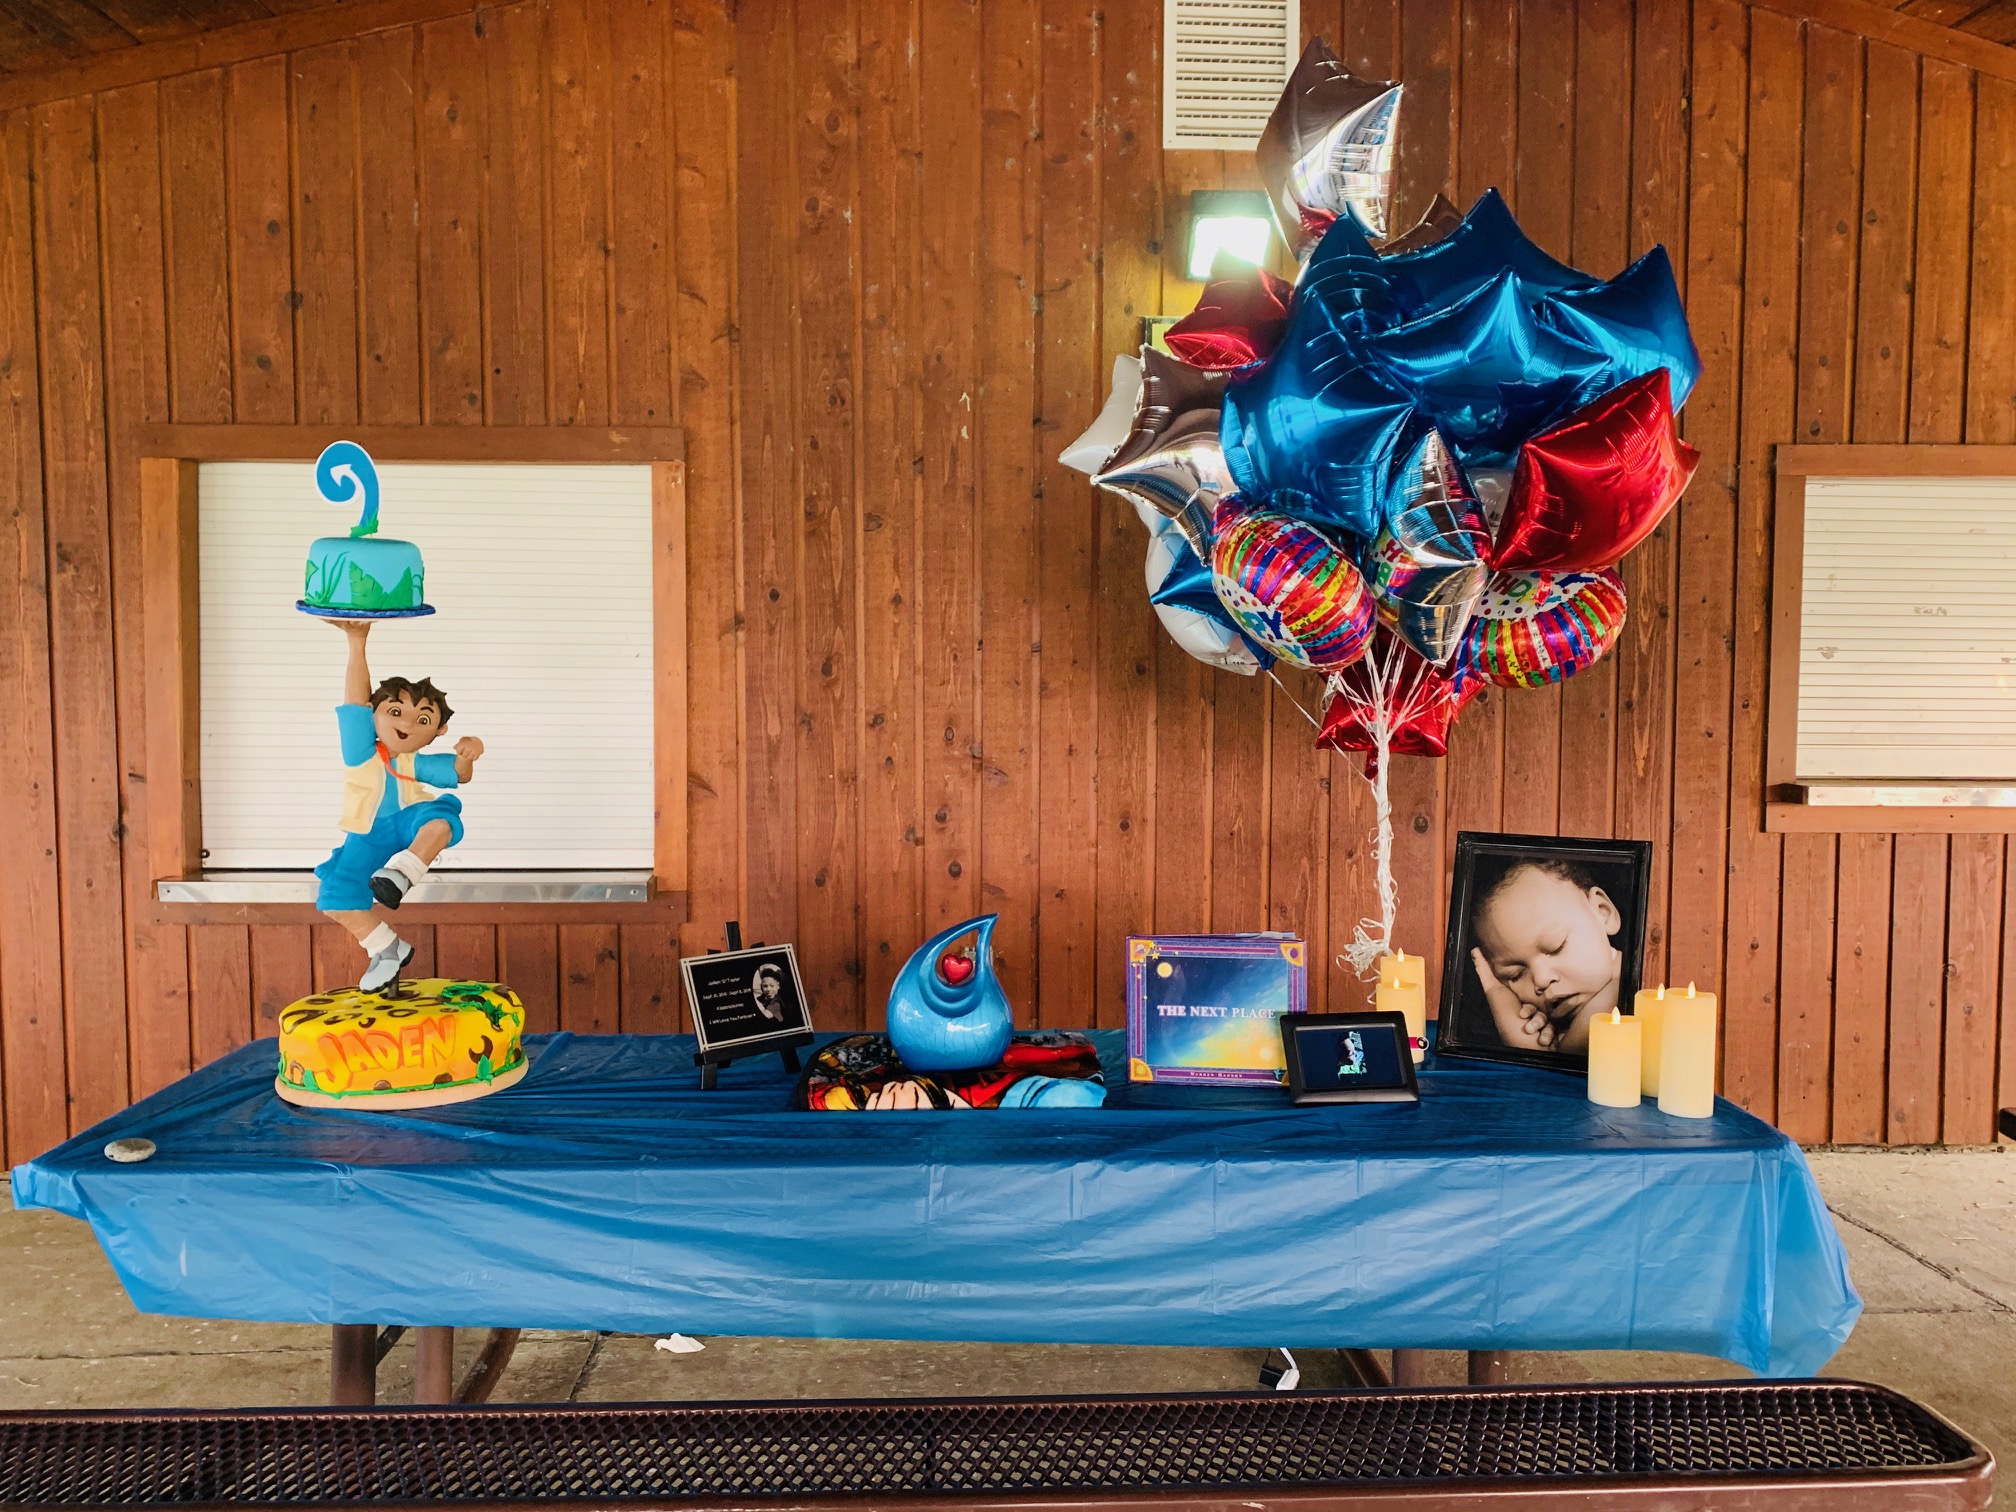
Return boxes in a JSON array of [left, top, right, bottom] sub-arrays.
[[1166, 263, 1294, 372], [1492, 369, 1700, 572], [1315, 627, 1461, 776]]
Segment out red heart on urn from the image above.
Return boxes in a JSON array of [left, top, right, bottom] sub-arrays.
[[939, 953, 975, 987]]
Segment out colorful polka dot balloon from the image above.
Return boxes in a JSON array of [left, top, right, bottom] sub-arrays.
[[1210, 503, 1375, 671], [1453, 568, 1628, 694]]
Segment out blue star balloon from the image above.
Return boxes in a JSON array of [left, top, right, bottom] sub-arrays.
[[1220, 299, 1415, 540], [1375, 189, 1597, 320], [1145, 513, 1274, 673], [1538, 245, 1702, 410], [1362, 269, 1614, 458], [1296, 209, 1402, 330]]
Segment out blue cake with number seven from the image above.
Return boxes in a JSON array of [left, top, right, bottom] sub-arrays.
[[297, 441, 435, 619]]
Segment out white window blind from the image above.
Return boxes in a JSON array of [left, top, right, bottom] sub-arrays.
[[1163, 0, 1299, 149], [198, 461, 654, 870], [1795, 475, 2016, 782]]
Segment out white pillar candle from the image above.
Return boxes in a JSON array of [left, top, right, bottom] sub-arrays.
[[1634, 983, 1668, 1097], [1377, 949, 1425, 993], [1656, 982, 1717, 1119], [1587, 1008, 1642, 1108], [1375, 970, 1428, 1065]]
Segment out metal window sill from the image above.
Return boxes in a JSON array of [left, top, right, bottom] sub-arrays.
[[152, 871, 682, 926]]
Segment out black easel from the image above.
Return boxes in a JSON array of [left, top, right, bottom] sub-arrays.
[[695, 921, 812, 1089]]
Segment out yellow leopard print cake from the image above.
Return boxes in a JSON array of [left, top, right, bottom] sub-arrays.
[[275, 979, 528, 1109]]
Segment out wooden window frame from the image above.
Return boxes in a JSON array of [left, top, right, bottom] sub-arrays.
[[139, 424, 688, 924], [1767, 443, 2016, 835]]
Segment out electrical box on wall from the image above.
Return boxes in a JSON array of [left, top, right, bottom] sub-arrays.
[[1163, 0, 1300, 150]]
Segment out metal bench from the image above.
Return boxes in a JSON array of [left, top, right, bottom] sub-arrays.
[[0, 1379, 1991, 1509]]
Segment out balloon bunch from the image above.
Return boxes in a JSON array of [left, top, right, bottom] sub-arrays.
[[1060, 38, 1701, 974]]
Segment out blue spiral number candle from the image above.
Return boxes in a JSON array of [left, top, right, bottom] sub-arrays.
[[316, 439, 382, 539]]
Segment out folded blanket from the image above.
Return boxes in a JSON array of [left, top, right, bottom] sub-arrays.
[[795, 1031, 1106, 1110]]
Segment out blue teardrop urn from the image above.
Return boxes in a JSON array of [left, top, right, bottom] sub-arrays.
[[885, 914, 1014, 1072]]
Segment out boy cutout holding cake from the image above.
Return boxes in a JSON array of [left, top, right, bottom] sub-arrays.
[[317, 620, 483, 991]]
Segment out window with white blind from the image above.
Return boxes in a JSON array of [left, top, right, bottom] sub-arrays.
[[1769, 448, 2016, 831], [197, 460, 655, 871]]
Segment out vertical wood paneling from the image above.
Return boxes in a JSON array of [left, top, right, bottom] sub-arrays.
[[356, 26, 422, 426], [1500, 0, 1573, 839], [289, 43, 359, 425], [1093, 0, 1158, 1027], [480, 2, 546, 429], [96, 81, 192, 1104], [1443, 0, 1513, 908], [791, 0, 862, 1025], [417, 15, 485, 425], [670, 0, 741, 1025], [1669, 0, 1744, 1000], [1558, 0, 1630, 846], [31, 98, 131, 1129], [1034, 0, 1100, 1024], [857, 0, 922, 1022], [161, 67, 251, 1072], [9, 0, 2016, 1162], [544, 0, 613, 429], [218, 59, 300, 1046], [0, 108, 67, 1163], [919, 0, 983, 991], [977, 0, 1042, 1024], [1723, 6, 1802, 1121], [607, 0, 680, 1034], [1618, 0, 1689, 986], [1944, 836, 2004, 1141], [735, 0, 801, 987]]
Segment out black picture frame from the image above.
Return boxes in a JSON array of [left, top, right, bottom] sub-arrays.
[[1436, 830, 1653, 1074], [1279, 1012, 1420, 1105], [681, 943, 815, 1073]]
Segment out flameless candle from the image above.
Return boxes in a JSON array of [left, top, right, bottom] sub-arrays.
[[1377, 949, 1425, 993], [1586, 1008, 1642, 1108], [1656, 982, 1717, 1119], [1634, 983, 1668, 1096], [1375, 970, 1427, 1065]]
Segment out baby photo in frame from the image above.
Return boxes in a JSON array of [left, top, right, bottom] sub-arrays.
[[1436, 832, 1652, 1073]]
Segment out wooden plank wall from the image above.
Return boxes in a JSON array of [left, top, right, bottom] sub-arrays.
[[1, 0, 2014, 1165]]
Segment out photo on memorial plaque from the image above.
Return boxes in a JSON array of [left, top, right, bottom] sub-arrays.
[[1436, 832, 1651, 1074], [1279, 1012, 1420, 1105], [681, 943, 814, 1055]]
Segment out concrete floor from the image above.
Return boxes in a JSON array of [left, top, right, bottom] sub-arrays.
[[1, 1149, 2009, 1472]]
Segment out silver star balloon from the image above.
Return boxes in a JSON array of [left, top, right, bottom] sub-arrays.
[[1257, 37, 1403, 255], [1367, 430, 1491, 664], [1093, 349, 1231, 550]]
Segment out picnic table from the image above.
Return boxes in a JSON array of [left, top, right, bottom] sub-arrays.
[[11, 1029, 1860, 1404]]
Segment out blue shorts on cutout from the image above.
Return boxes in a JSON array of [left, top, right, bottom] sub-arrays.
[[313, 795, 465, 912]]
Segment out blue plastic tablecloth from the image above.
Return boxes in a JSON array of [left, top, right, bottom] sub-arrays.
[[10, 1031, 1858, 1376]]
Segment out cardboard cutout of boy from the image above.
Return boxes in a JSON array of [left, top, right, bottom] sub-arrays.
[[316, 620, 484, 990]]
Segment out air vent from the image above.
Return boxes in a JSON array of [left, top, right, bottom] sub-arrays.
[[1164, 0, 1300, 150]]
